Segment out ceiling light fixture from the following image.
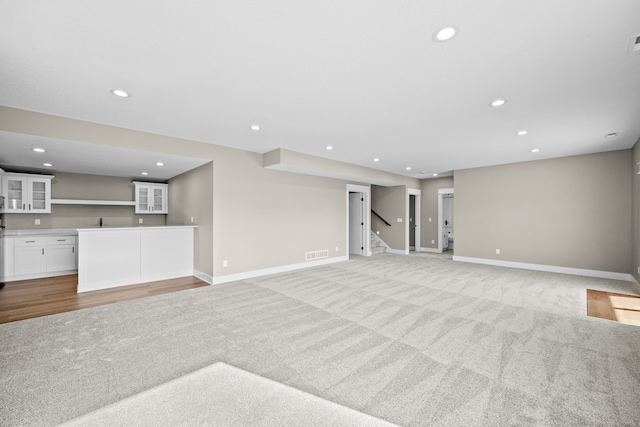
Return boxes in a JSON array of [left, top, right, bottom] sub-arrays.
[[433, 27, 458, 42], [42, 163, 53, 167], [530, 148, 540, 153], [605, 132, 618, 138], [433, 173, 438, 177], [326, 146, 333, 150], [141, 172, 149, 176], [156, 162, 164, 166], [406, 166, 412, 171], [111, 89, 130, 98], [250, 125, 261, 131], [490, 99, 506, 107], [516, 130, 528, 136], [32, 148, 46, 153], [373, 158, 379, 162]]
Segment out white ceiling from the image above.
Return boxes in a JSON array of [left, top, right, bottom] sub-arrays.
[[1, 0, 639, 179]]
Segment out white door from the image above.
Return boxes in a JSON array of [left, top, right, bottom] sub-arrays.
[[349, 192, 364, 255]]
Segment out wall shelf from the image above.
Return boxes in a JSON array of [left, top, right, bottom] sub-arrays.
[[51, 199, 136, 206]]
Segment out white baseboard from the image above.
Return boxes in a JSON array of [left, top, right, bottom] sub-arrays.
[[212, 256, 349, 285], [386, 248, 409, 255], [1, 269, 78, 283], [193, 269, 213, 285], [631, 276, 640, 294], [420, 247, 442, 254], [453, 255, 635, 282]]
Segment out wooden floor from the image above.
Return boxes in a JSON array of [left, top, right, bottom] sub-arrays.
[[0, 275, 209, 325], [587, 289, 640, 326]]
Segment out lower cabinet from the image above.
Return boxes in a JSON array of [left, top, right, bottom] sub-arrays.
[[2, 235, 77, 281]]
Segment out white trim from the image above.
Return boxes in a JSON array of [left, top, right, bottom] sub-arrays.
[[346, 184, 371, 257], [420, 247, 442, 253], [1, 269, 77, 283], [193, 269, 213, 285], [437, 188, 454, 252], [453, 255, 635, 282], [386, 248, 409, 255], [407, 188, 421, 253], [631, 276, 640, 294], [212, 255, 349, 285]]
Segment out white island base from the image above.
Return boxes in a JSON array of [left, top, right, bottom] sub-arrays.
[[77, 226, 196, 293]]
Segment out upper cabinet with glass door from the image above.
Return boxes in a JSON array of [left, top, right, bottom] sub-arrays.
[[0, 173, 53, 214], [133, 182, 168, 214]]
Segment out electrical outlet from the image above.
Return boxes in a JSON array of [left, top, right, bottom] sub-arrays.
[[35, 219, 40, 225], [190, 216, 194, 223], [336, 246, 339, 252], [139, 218, 143, 224], [496, 249, 500, 255], [376, 230, 380, 235], [431, 240, 435, 244], [429, 218, 432, 222], [223, 260, 228, 267], [397, 218, 403, 223]]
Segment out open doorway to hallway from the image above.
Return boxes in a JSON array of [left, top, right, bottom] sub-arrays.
[[437, 188, 454, 253], [346, 184, 370, 257]]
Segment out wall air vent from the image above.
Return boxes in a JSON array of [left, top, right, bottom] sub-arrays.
[[305, 250, 329, 261]]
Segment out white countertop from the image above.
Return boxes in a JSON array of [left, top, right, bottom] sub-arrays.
[[1, 225, 197, 237]]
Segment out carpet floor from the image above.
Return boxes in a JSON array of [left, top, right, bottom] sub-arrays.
[[1, 252, 639, 426]]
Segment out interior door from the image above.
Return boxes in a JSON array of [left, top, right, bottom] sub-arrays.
[[349, 192, 364, 255]]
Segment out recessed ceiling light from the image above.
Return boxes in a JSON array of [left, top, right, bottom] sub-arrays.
[[433, 27, 458, 42], [490, 99, 506, 107], [406, 166, 412, 171], [111, 89, 130, 98], [326, 146, 333, 150], [141, 172, 149, 176], [530, 148, 540, 153], [605, 132, 618, 138], [32, 148, 46, 153], [373, 158, 380, 162], [433, 173, 438, 177], [42, 163, 53, 167], [156, 162, 164, 166], [250, 125, 261, 131], [516, 130, 528, 136]]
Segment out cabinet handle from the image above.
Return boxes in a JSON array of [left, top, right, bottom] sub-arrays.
[[72, 247, 75, 254], [42, 248, 44, 255], [25, 240, 36, 243], [29, 204, 31, 210], [23, 204, 25, 210], [57, 239, 65, 241]]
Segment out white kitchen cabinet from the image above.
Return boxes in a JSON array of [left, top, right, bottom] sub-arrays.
[[1, 173, 53, 214], [46, 236, 77, 272], [14, 237, 47, 276], [133, 182, 168, 214], [1, 233, 77, 281]]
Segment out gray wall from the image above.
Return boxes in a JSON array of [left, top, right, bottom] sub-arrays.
[[2, 107, 393, 278], [420, 177, 454, 250], [371, 185, 406, 251], [455, 150, 632, 274], [1, 171, 166, 229], [167, 162, 214, 277], [632, 139, 640, 283]]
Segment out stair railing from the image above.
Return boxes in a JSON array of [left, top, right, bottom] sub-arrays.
[[371, 209, 391, 226]]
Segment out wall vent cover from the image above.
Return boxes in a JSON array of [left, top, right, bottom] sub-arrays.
[[305, 250, 329, 261]]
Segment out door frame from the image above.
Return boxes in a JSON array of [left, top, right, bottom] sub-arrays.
[[407, 188, 421, 252], [437, 188, 454, 253], [346, 184, 371, 256]]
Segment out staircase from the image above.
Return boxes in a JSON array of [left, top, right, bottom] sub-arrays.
[[370, 233, 386, 255]]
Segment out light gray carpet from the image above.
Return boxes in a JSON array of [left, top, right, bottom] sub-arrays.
[[60, 362, 397, 427], [1, 252, 640, 426]]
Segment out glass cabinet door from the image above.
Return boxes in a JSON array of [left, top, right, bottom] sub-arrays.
[[138, 186, 150, 212], [152, 187, 165, 212], [30, 180, 46, 211], [5, 177, 26, 212]]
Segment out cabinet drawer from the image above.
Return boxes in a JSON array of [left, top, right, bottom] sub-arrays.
[[47, 236, 77, 246], [14, 237, 46, 247]]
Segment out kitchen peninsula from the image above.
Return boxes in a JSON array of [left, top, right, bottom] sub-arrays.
[[77, 225, 197, 293]]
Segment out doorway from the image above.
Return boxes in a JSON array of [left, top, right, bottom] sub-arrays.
[[407, 188, 421, 252], [437, 188, 454, 253], [346, 184, 370, 257]]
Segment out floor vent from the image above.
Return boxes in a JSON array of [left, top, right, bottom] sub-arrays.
[[305, 250, 329, 261]]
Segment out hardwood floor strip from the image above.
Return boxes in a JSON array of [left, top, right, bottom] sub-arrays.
[[0, 275, 208, 324], [587, 289, 640, 326]]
